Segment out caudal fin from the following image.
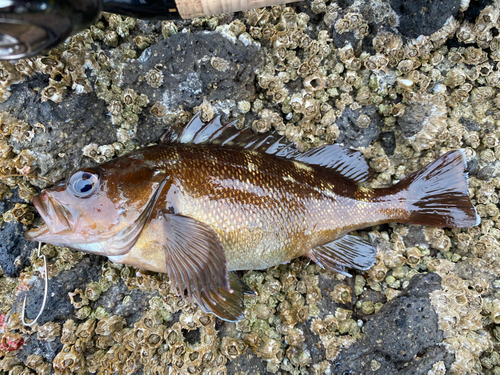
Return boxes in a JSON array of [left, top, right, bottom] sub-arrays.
[[399, 150, 479, 228]]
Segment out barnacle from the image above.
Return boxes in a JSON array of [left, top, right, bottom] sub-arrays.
[[330, 284, 351, 304], [150, 102, 167, 118], [37, 322, 61, 341], [68, 289, 89, 309], [75, 318, 96, 343], [161, 20, 178, 38], [133, 35, 151, 49], [220, 337, 247, 360], [40, 81, 67, 103], [0, 61, 24, 88], [10, 120, 31, 143], [53, 345, 85, 373], [145, 68, 164, 88], [12, 149, 35, 174], [25, 354, 48, 372], [211, 57, 230, 72]]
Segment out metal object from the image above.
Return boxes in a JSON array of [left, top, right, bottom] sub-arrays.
[[0, 0, 101, 60], [21, 242, 48, 326]]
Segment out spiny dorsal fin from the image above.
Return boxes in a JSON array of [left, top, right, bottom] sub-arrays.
[[166, 112, 372, 182]]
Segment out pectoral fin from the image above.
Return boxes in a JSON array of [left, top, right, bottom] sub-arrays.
[[197, 272, 255, 322], [157, 211, 229, 303], [308, 235, 377, 277]]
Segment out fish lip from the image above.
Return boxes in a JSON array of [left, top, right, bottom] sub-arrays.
[[26, 192, 72, 241], [24, 223, 50, 241]]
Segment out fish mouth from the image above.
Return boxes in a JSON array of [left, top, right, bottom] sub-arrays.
[[25, 193, 72, 241]]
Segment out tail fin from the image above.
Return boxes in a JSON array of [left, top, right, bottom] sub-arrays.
[[398, 150, 479, 228]]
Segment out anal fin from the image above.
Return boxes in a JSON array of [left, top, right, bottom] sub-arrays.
[[308, 235, 377, 277]]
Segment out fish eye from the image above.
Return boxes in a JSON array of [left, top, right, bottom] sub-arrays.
[[68, 170, 99, 197]]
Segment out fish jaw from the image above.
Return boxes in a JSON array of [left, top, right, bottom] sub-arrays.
[[24, 193, 74, 243], [24, 223, 50, 241]]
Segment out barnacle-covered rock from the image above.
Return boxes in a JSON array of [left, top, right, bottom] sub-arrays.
[[397, 93, 447, 152]]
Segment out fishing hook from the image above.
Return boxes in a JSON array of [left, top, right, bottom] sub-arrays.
[[22, 242, 48, 326]]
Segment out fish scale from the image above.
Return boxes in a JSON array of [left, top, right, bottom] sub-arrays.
[[153, 145, 392, 271], [25, 114, 479, 321]]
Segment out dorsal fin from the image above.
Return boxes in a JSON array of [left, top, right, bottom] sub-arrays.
[[165, 112, 372, 182], [295, 145, 373, 182]]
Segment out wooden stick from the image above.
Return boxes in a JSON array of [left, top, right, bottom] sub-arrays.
[[176, 0, 297, 19]]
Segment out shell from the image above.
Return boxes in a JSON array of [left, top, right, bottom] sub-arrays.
[[37, 322, 61, 342]]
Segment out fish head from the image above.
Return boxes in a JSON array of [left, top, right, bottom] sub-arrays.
[[25, 153, 168, 254]]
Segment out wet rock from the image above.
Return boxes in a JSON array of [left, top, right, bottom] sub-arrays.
[[226, 351, 269, 374], [334, 273, 453, 373], [477, 166, 496, 180], [0, 221, 35, 277], [389, 0, 460, 38], [335, 106, 382, 148], [23, 256, 102, 325], [459, 117, 481, 132], [17, 335, 63, 364], [463, 0, 494, 22], [402, 225, 428, 248], [467, 157, 479, 177], [98, 281, 158, 325]]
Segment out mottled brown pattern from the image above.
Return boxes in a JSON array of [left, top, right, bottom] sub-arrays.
[[137, 144, 407, 271]]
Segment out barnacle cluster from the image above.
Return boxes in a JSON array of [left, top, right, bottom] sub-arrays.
[[0, 112, 39, 187], [53, 296, 231, 374]]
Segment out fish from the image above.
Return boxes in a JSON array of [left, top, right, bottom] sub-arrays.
[[25, 113, 480, 321]]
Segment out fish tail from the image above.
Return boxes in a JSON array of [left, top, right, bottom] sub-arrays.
[[398, 150, 480, 228]]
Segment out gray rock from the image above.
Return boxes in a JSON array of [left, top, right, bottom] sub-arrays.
[[380, 131, 396, 156], [122, 32, 262, 144], [0, 82, 114, 184], [389, 0, 460, 38], [334, 273, 454, 373], [335, 106, 382, 148], [0, 189, 37, 277], [0, 220, 35, 277], [398, 102, 432, 139]]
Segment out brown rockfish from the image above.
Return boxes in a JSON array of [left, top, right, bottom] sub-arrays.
[[25, 114, 479, 321]]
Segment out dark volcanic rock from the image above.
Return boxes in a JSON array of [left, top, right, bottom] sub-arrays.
[[0, 80, 114, 184], [0, 220, 35, 277], [0, 189, 38, 277], [122, 32, 262, 144], [335, 106, 382, 148], [380, 131, 396, 156], [397, 102, 431, 138], [0, 32, 262, 184], [389, 0, 461, 38], [334, 273, 453, 374], [22, 256, 102, 326]]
